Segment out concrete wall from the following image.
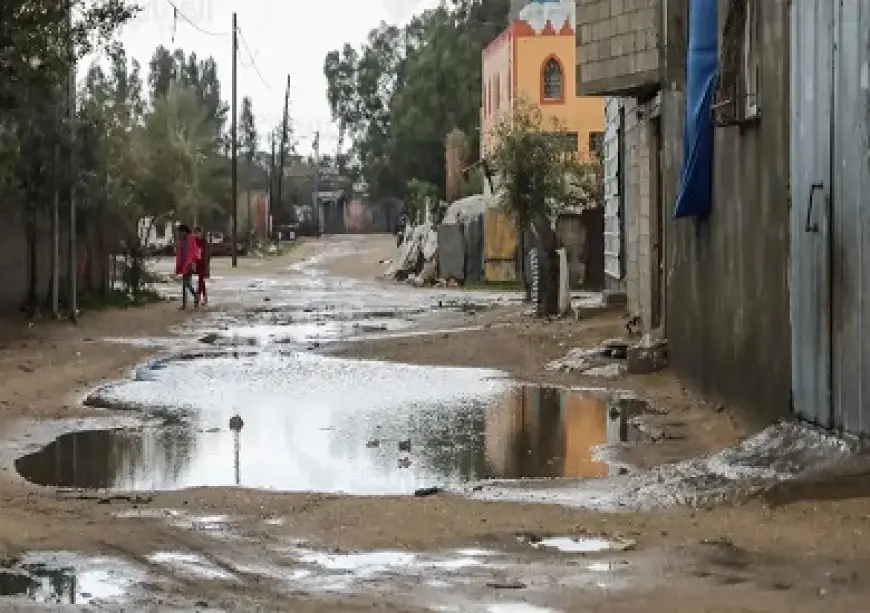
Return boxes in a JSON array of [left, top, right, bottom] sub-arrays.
[[602, 97, 624, 289], [575, 0, 661, 96], [604, 96, 657, 326], [556, 209, 604, 289], [665, 0, 792, 423]]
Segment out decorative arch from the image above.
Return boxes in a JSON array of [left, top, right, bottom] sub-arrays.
[[541, 54, 565, 104]]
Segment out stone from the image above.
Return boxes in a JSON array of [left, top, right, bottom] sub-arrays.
[[603, 290, 627, 305], [626, 339, 668, 374]]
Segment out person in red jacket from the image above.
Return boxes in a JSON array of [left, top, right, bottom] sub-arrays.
[[193, 226, 210, 306], [174, 224, 198, 309]]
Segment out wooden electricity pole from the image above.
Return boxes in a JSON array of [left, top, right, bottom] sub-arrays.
[[68, 3, 77, 322], [268, 128, 276, 214], [276, 76, 291, 212], [312, 130, 320, 236], [230, 12, 238, 266]]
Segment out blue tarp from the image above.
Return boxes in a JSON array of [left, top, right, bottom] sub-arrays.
[[673, 0, 718, 219]]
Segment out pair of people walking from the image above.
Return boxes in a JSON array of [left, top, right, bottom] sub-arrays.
[[175, 224, 209, 309]]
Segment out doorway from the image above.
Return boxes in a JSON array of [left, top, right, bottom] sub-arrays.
[[790, 0, 870, 435]]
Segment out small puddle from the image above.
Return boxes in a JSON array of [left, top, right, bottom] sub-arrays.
[[0, 552, 137, 605], [273, 545, 504, 593], [527, 535, 636, 554], [485, 606, 558, 613], [16, 356, 638, 494]]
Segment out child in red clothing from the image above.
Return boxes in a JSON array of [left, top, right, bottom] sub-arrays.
[[175, 224, 198, 309], [193, 226, 210, 306]]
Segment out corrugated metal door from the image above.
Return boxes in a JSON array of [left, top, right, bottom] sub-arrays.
[[831, 0, 870, 435], [789, 0, 834, 428]]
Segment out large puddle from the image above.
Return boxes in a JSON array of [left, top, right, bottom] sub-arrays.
[[16, 356, 634, 494]]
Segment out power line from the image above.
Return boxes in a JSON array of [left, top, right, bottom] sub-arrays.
[[164, 0, 229, 37], [157, 0, 280, 97], [236, 28, 279, 93]]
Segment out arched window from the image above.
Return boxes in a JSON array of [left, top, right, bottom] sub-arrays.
[[542, 56, 564, 101]]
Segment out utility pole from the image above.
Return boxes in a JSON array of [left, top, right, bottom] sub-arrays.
[[230, 12, 238, 267], [68, 3, 77, 322], [276, 76, 291, 214], [312, 130, 320, 236], [51, 130, 59, 318], [268, 129, 276, 216]]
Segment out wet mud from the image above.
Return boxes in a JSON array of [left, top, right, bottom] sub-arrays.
[[4, 237, 867, 612]]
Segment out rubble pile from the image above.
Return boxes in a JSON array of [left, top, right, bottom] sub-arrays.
[[383, 223, 439, 286]]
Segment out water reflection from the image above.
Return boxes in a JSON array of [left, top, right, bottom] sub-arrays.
[[15, 426, 197, 490], [0, 554, 132, 605], [481, 386, 632, 480], [16, 353, 636, 493]]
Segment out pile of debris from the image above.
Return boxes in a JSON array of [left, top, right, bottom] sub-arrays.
[[383, 223, 440, 286], [547, 334, 669, 377]]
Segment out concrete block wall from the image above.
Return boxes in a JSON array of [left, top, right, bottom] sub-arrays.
[[606, 97, 655, 326], [575, 0, 661, 95], [602, 97, 623, 288], [666, 0, 792, 425]]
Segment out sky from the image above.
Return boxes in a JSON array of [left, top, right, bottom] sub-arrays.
[[117, 0, 442, 155]]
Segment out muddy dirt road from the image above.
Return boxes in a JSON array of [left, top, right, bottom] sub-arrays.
[[1, 235, 869, 612]]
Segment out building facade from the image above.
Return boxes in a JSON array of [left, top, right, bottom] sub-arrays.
[[481, 0, 605, 165], [479, 0, 606, 285], [574, 0, 870, 434]]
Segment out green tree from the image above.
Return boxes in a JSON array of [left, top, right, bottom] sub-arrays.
[[445, 128, 470, 204], [239, 96, 259, 236], [405, 178, 438, 224], [0, 0, 138, 110], [488, 100, 602, 310], [240, 96, 258, 167], [0, 0, 137, 310], [489, 102, 583, 228], [322, 0, 509, 203], [147, 45, 176, 100]]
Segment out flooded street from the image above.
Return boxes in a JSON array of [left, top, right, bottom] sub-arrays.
[[14, 237, 632, 499], [16, 379, 637, 494], [1, 236, 869, 612]]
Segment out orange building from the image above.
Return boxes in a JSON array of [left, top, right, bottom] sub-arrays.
[[480, 0, 604, 161], [477, 0, 605, 282]]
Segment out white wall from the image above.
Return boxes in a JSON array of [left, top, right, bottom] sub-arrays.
[[604, 96, 658, 331], [138, 217, 173, 249]]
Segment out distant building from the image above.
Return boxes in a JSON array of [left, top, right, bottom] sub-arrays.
[[477, 0, 605, 284], [480, 0, 604, 175]]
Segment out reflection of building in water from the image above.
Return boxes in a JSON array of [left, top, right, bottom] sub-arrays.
[[561, 393, 608, 478], [483, 387, 616, 479]]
